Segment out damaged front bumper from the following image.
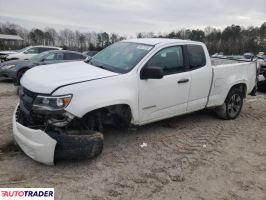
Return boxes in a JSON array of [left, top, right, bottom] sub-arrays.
[[12, 104, 57, 165], [12, 104, 104, 165]]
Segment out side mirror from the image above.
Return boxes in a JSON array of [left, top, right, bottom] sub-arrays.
[[140, 66, 164, 80]]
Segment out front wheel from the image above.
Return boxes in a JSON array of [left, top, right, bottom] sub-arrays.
[[215, 88, 244, 120]]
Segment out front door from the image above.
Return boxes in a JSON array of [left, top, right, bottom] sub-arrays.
[[139, 46, 191, 123]]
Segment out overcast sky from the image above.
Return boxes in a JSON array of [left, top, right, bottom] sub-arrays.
[[0, 0, 265, 36]]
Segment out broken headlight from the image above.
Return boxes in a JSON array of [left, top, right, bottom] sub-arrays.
[[32, 94, 72, 112]]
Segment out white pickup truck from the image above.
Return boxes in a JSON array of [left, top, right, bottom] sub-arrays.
[[13, 38, 257, 165]]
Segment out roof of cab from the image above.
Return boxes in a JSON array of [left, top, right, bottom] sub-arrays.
[[123, 38, 199, 46]]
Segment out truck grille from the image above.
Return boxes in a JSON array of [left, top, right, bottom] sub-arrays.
[[19, 87, 38, 113]]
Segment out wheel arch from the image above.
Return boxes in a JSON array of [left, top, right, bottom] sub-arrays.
[[228, 82, 247, 98], [80, 103, 136, 124]]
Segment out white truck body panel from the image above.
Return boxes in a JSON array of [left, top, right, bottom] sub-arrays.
[[207, 62, 256, 107], [20, 38, 257, 125], [21, 61, 118, 94]]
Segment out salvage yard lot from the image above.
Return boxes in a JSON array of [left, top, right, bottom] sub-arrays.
[[0, 78, 266, 200]]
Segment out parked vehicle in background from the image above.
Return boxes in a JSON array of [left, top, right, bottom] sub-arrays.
[[0, 50, 18, 62], [243, 53, 254, 60], [14, 38, 257, 165], [82, 50, 98, 59], [258, 68, 266, 91], [211, 52, 226, 58], [257, 54, 266, 91], [4, 46, 62, 61], [0, 50, 86, 84]]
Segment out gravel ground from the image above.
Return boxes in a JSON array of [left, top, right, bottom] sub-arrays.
[[0, 78, 266, 200]]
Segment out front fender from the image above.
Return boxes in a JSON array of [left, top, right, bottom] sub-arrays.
[[53, 74, 140, 124]]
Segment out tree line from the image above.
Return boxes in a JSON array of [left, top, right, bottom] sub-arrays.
[[137, 22, 266, 55], [0, 21, 265, 55], [0, 22, 126, 52]]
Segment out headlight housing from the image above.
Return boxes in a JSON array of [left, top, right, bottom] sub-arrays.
[[2, 64, 16, 70], [32, 94, 72, 112]]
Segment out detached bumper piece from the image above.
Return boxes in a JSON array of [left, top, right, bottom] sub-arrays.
[[13, 105, 104, 165], [52, 132, 103, 162]]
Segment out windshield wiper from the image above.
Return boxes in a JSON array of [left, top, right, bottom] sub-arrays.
[[95, 64, 108, 70], [95, 64, 116, 72]]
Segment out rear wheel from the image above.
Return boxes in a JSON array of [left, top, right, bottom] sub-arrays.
[[215, 88, 244, 120]]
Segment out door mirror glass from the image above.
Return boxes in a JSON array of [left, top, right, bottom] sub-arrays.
[[140, 66, 164, 80]]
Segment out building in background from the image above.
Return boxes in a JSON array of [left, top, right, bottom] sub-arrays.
[[0, 34, 24, 50]]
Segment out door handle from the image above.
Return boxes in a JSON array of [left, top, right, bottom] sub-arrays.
[[177, 79, 189, 84]]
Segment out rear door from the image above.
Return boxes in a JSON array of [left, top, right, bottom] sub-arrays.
[[186, 44, 212, 112], [139, 45, 191, 123]]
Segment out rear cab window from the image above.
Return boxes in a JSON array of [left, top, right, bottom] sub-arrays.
[[187, 45, 206, 70]]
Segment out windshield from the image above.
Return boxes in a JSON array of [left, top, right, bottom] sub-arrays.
[[30, 51, 50, 62], [87, 42, 153, 73], [16, 47, 30, 53]]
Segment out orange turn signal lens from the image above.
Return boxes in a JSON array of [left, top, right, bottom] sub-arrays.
[[63, 96, 72, 107]]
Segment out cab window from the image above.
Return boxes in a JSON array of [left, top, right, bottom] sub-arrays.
[[145, 46, 185, 75]]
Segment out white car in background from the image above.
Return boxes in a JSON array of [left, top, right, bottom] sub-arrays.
[[5, 46, 62, 61]]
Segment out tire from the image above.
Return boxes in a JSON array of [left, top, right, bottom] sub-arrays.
[[215, 88, 244, 120], [51, 132, 104, 162]]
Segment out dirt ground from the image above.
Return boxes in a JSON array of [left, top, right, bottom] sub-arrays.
[[0, 78, 266, 200]]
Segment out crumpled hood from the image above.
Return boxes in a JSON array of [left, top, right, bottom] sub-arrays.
[[0, 50, 17, 55], [21, 61, 118, 94]]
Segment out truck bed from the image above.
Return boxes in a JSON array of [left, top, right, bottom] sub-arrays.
[[207, 59, 257, 108], [211, 58, 251, 66]]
